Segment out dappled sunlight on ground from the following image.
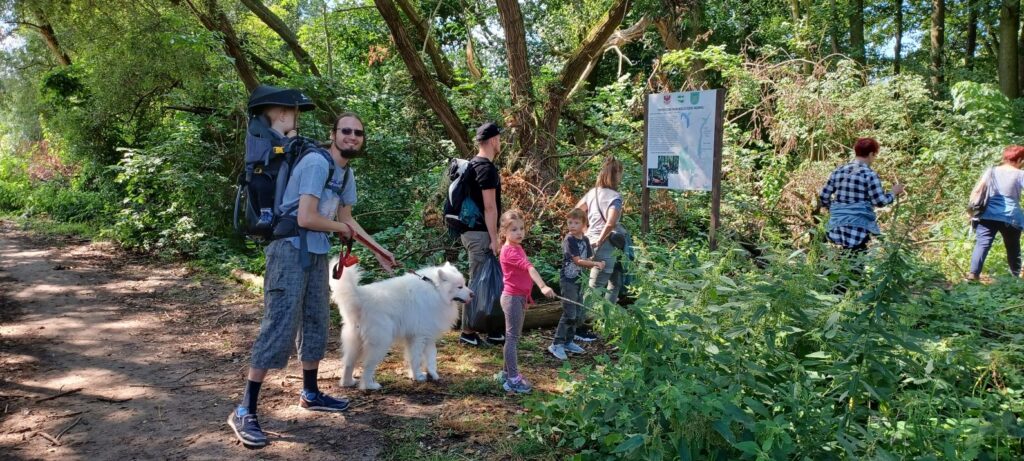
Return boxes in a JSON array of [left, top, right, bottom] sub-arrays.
[[0, 221, 589, 459]]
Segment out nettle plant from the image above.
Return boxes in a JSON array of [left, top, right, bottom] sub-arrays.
[[525, 231, 1024, 459]]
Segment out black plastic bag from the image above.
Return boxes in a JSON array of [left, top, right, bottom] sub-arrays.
[[465, 254, 504, 332]]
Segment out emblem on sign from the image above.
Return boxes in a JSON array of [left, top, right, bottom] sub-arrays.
[[690, 92, 700, 105], [663, 94, 671, 105]]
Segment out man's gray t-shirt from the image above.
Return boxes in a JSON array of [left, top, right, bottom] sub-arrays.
[[279, 153, 357, 254]]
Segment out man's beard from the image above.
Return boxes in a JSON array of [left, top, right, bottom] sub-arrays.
[[340, 148, 362, 159], [334, 138, 363, 159]]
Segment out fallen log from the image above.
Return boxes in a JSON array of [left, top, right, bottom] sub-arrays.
[[458, 301, 564, 331], [229, 269, 263, 290]]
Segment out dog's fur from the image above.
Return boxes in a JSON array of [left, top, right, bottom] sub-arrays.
[[329, 261, 472, 390]]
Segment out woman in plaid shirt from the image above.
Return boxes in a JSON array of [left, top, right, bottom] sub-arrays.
[[817, 138, 905, 251]]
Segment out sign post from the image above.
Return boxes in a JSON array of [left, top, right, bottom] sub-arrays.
[[641, 89, 725, 249]]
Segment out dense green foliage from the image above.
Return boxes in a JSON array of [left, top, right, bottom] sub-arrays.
[[526, 239, 1024, 459], [1, 0, 1023, 458]]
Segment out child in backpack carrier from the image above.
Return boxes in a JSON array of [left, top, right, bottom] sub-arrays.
[[548, 208, 604, 361], [495, 210, 556, 393], [247, 120, 296, 229]]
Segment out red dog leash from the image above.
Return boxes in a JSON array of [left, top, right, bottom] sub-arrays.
[[331, 223, 402, 280], [332, 223, 359, 280]]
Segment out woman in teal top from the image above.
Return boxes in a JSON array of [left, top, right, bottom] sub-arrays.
[[968, 145, 1024, 280]]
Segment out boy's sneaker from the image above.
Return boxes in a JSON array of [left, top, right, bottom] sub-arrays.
[[299, 390, 350, 412], [494, 370, 507, 383], [256, 208, 274, 228], [564, 342, 585, 354], [227, 406, 268, 448], [547, 344, 568, 360], [484, 334, 505, 346], [459, 332, 481, 346], [502, 376, 532, 394], [574, 331, 598, 342]]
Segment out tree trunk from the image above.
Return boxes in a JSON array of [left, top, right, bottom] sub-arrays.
[[966, 0, 978, 71], [395, 0, 456, 88], [238, 0, 321, 77], [654, 19, 683, 50], [930, 0, 945, 96], [495, 0, 539, 170], [537, 0, 630, 184], [789, 0, 813, 73], [850, 0, 866, 65], [998, 0, 1020, 98], [185, 0, 261, 92], [1019, 17, 1023, 96], [28, 10, 71, 66], [829, 0, 841, 54], [374, 0, 472, 157], [894, 0, 903, 74]]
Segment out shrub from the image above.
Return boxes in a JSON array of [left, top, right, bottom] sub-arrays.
[[107, 117, 231, 255], [23, 179, 109, 222], [525, 239, 1024, 459]]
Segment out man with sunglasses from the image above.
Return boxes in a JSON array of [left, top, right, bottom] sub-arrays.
[[229, 105, 396, 449]]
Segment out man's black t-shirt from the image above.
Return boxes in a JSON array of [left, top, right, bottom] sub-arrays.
[[466, 156, 501, 233]]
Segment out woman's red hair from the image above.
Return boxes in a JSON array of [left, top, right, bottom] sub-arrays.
[[1003, 145, 1024, 163], [853, 138, 880, 158]]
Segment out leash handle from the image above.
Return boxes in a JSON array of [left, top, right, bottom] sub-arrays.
[[336, 222, 397, 270], [332, 223, 359, 280]]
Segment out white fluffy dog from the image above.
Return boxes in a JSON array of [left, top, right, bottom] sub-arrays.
[[329, 261, 472, 390]]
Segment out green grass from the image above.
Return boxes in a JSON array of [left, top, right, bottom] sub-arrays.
[[4, 213, 105, 240], [446, 375, 503, 396], [380, 417, 464, 461]]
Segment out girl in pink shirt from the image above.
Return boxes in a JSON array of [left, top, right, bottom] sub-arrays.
[[497, 210, 555, 393]]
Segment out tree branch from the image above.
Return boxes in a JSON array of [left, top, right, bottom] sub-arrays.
[[375, 0, 472, 157], [238, 0, 321, 77], [538, 0, 631, 168], [395, 0, 456, 88], [184, 0, 261, 92]]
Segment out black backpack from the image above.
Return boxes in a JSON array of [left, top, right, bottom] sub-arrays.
[[443, 158, 483, 237], [233, 115, 335, 242]]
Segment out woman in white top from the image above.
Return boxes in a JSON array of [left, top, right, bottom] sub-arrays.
[[575, 157, 626, 305]]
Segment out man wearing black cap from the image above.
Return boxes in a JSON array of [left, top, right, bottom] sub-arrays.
[[459, 122, 505, 346]]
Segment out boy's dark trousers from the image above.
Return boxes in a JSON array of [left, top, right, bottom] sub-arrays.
[[553, 279, 584, 345]]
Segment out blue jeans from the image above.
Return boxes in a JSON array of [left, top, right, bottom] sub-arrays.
[[970, 219, 1022, 277], [589, 241, 623, 303]]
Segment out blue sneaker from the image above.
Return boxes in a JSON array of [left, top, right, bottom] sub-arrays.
[[299, 390, 350, 412], [502, 375, 532, 394], [256, 208, 273, 228], [564, 342, 586, 354], [227, 406, 268, 448]]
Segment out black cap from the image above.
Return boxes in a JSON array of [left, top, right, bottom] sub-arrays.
[[247, 85, 316, 116], [474, 122, 502, 142]]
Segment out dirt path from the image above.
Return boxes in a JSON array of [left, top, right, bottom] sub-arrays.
[[0, 221, 566, 460]]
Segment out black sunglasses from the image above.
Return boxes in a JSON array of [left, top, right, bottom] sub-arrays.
[[336, 127, 365, 137]]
